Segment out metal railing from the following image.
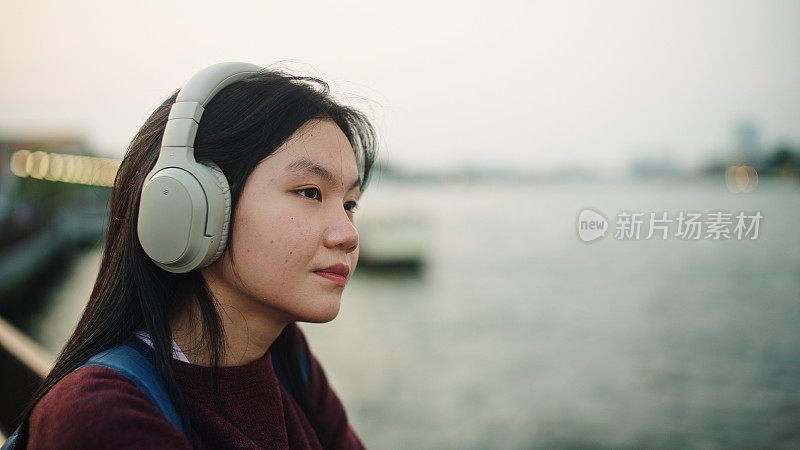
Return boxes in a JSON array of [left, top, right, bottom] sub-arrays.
[[0, 315, 53, 436]]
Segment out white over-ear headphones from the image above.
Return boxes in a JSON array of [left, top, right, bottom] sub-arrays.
[[137, 62, 262, 273]]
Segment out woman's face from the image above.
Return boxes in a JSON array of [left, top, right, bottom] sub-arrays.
[[204, 119, 361, 325]]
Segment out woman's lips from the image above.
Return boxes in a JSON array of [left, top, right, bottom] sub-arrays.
[[314, 271, 347, 286]]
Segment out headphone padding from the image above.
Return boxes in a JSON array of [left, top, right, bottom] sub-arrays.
[[204, 162, 231, 266]]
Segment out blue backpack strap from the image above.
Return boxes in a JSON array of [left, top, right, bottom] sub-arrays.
[[271, 346, 311, 401], [79, 343, 193, 445], [299, 346, 311, 384], [1, 341, 194, 450]]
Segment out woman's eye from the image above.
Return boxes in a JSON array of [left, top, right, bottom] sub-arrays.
[[296, 188, 321, 200], [344, 201, 358, 213]]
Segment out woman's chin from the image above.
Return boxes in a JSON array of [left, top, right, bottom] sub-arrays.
[[300, 298, 342, 324]]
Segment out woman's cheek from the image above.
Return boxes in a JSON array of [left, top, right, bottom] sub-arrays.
[[270, 220, 312, 265]]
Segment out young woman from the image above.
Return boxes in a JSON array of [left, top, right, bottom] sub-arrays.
[[17, 63, 376, 448]]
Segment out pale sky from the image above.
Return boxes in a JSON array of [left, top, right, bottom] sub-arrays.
[[1, 0, 798, 171]]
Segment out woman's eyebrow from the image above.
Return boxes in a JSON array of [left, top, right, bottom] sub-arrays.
[[284, 157, 361, 192]]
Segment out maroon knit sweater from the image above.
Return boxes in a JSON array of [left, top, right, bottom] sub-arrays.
[[27, 327, 366, 449]]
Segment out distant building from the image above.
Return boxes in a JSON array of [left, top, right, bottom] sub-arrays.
[[629, 150, 683, 179], [732, 121, 761, 165]]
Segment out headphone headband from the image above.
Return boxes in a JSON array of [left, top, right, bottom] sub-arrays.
[[176, 62, 262, 105], [153, 62, 263, 172]]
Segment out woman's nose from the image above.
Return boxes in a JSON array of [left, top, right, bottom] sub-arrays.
[[323, 211, 359, 252]]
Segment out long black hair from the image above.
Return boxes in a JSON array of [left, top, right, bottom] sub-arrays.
[[17, 68, 376, 446]]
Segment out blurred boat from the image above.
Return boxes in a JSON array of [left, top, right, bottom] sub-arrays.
[[355, 198, 431, 272]]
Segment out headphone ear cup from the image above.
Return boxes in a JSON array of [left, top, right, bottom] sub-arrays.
[[202, 162, 231, 266]]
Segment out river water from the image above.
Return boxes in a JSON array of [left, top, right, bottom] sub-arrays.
[[15, 178, 800, 448]]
